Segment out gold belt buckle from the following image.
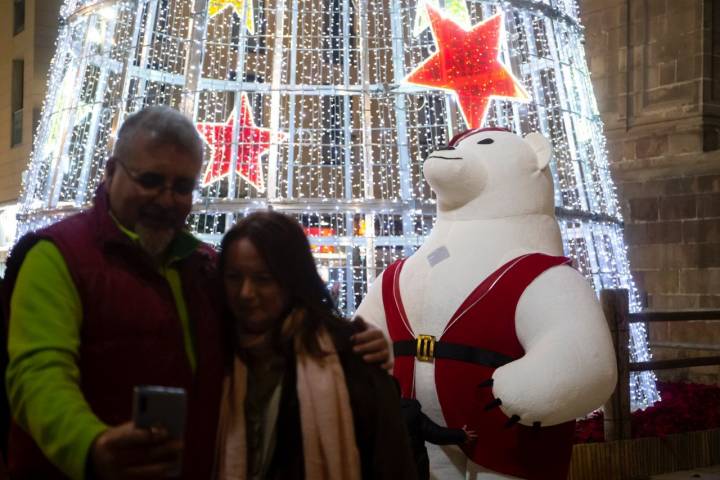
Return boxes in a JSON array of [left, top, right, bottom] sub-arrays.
[[416, 334, 436, 362]]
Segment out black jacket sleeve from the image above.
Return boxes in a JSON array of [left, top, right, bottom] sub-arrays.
[[337, 331, 418, 480], [418, 411, 467, 446]]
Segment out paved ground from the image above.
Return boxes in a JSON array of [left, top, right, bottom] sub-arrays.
[[651, 466, 720, 479]]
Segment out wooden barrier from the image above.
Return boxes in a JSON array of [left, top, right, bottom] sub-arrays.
[[568, 289, 720, 479], [601, 289, 632, 442], [600, 289, 720, 442], [568, 428, 720, 480]]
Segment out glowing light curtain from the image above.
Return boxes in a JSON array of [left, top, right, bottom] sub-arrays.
[[19, 0, 658, 409]]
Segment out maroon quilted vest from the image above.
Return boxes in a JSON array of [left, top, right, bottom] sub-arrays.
[[3, 186, 225, 479]]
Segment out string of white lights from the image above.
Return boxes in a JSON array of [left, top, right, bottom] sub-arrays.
[[17, 0, 658, 409]]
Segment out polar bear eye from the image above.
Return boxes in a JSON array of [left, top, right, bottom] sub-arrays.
[[477, 138, 494, 145]]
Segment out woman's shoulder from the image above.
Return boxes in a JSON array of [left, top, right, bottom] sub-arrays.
[[326, 317, 359, 352], [338, 345, 392, 387], [323, 318, 395, 391]]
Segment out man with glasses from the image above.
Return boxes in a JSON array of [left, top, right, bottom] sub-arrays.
[[3, 106, 391, 480], [3, 106, 219, 480]]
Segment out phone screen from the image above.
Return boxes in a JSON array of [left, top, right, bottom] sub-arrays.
[[132, 385, 187, 439]]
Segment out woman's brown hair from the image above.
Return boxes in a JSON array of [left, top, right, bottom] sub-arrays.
[[218, 210, 347, 357]]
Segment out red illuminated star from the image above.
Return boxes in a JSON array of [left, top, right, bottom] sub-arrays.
[[405, 6, 530, 128], [196, 93, 285, 192]]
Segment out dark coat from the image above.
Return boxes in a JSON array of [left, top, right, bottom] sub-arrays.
[[2, 186, 225, 480], [265, 322, 418, 480], [401, 398, 467, 480]]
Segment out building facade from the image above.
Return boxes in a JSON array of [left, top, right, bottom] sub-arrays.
[[0, 0, 62, 258], [582, 0, 720, 383]]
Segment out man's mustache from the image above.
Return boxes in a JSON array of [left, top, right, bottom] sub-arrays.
[[138, 204, 184, 228]]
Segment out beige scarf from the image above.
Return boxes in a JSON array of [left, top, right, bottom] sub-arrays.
[[215, 320, 361, 480]]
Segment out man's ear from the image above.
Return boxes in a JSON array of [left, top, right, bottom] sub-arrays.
[[524, 132, 552, 171]]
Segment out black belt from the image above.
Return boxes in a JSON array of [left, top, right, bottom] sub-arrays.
[[394, 336, 516, 368]]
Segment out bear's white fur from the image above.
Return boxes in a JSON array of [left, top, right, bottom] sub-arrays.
[[357, 130, 617, 479]]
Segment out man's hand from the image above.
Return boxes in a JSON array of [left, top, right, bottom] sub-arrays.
[[351, 316, 393, 370], [89, 422, 183, 479], [461, 424, 478, 444]]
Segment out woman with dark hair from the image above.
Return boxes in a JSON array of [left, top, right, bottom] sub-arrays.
[[215, 211, 417, 480]]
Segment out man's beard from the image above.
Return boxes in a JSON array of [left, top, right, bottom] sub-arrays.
[[136, 222, 176, 259], [135, 203, 183, 259]]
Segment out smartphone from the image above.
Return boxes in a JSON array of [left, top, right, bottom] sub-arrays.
[[132, 385, 187, 439]]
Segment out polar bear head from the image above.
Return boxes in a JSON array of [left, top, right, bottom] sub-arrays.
[[423, 128, 555, 218]]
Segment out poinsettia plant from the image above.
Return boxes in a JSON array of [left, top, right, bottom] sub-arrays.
[[574, 382, 720, 443]]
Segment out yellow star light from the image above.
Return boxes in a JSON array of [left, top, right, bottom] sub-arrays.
[[208, 0, 255, 34]]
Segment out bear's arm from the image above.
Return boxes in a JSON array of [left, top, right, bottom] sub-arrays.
[[355, 270, 389, 337], [491, 265, 617, 426]]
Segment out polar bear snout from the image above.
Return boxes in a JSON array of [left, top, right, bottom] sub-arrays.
[[423, 154, 488, 208], [436, 144, 457, 151], [427, 144, 463, 160], [427, 153, 463, 161]]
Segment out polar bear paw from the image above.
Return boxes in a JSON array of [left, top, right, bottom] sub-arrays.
[[479, 378, 543, 429]]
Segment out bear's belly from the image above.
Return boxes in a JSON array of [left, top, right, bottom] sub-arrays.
[[402, 256, 493, 337]]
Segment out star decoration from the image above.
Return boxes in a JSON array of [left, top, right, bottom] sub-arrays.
[[413, 0, 471, 36], [196, 93, 285, 192], [405, 6, 530, 128], [208, 0, 255, 34]]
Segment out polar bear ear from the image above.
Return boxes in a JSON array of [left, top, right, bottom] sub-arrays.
[[524, 132, 552, 171]]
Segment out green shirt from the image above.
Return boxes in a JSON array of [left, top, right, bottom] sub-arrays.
[[6, 229, 200, 480]]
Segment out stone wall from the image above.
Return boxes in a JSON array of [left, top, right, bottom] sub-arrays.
[[581, 0, 720, 384], [0, 0, 62, 205]]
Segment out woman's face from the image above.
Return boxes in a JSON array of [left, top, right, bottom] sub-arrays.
[[223, 237, 290, 335]]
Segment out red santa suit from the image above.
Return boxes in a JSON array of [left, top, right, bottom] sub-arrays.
[[383, 252, 576, 480]]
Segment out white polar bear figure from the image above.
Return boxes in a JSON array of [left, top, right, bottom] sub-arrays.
[[357, 128, 617, 480]]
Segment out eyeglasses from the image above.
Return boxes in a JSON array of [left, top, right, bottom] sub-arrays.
[[116, 160, 196, 196]]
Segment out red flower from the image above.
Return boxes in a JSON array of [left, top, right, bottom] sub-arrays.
[[574, 382, 720, 443]]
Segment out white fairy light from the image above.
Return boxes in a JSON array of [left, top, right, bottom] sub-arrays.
[[18, 0, 658, 409]]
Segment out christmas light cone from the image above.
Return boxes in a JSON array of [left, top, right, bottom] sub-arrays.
[[19, 0, 657, 409]]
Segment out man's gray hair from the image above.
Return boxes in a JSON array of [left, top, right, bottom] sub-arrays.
[[113, 105, 204, 163]]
